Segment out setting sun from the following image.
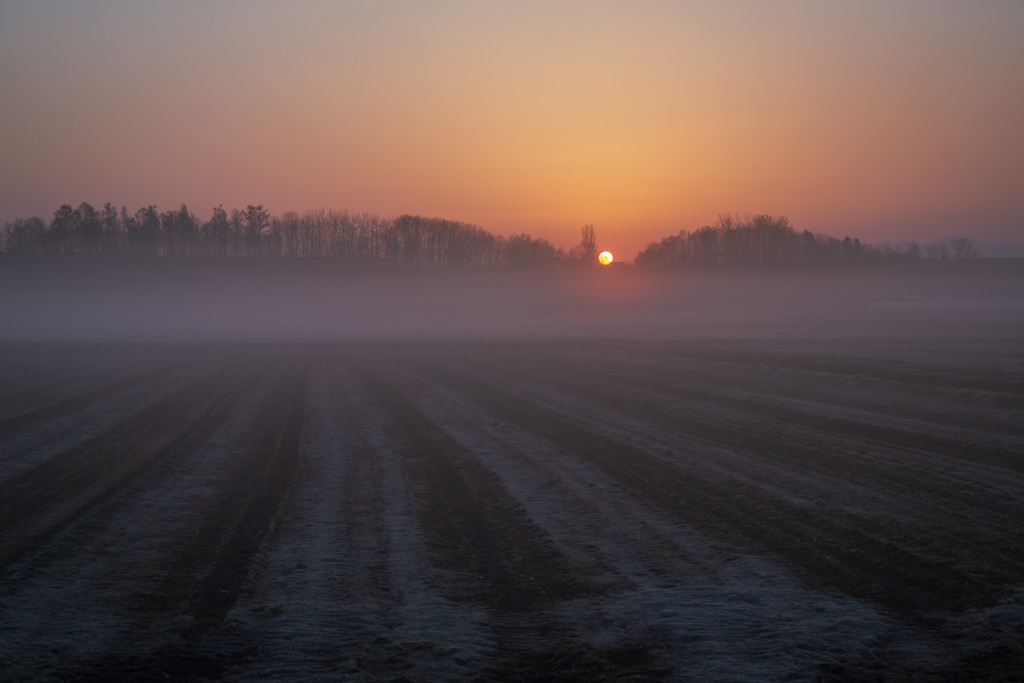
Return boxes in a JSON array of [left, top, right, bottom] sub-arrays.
[[598, 251, 614, 265]]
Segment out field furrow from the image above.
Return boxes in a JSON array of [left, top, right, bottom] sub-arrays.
[[354, 366, 589, 611], [0, 364, 251, 569], [521, 349, 1024, 468], [483, 354, 1024, 605], [430, 364, 1008, 618], [1, 339, 1020, 680], [0, 361, 192, 440], [38, 361, 309, 681]]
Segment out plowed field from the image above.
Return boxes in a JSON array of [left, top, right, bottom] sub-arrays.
[[1, 339, 1022, 681]]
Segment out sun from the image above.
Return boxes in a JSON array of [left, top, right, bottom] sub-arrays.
[[598, 251, 614, 265]]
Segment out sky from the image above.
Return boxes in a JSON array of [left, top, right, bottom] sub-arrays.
[[1, 1, 1022, 259]]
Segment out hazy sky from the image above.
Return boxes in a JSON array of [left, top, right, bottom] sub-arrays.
[[1, 1, 1022, 258]]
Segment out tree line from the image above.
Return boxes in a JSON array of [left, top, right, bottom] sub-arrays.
[[1, 202, 979, 267], [634, 214, 979, 268], [0, 202, 577, 267]]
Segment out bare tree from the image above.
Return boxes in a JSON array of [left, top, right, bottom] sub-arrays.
[[1, 216, 46, 255], [950, 238, 981, 259], [203, 206, 231, 256], [132, 206, 160, 254], [504, 233, 562, 266], [274, 211, 301, 257], [78, 202, 101, 253], [572, 224, 597, 264], [100, 202, 120, 253]]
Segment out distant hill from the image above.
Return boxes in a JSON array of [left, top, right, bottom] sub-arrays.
[[924, 237, 1024, 258]]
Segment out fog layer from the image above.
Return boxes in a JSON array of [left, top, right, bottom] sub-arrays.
[[1, 258, 1021, 342]]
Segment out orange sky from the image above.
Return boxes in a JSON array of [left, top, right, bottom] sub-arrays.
[[1, 1, 1022, 259]]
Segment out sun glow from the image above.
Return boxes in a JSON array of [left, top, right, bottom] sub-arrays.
[[598, 251, 614, 265]]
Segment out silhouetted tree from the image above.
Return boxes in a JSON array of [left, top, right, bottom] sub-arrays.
[[243, 205, 270, 255], [160, 204, 197, 256], [131, 205, 160, 254], [203, 206, 231, 256], [119, 206, 130, 252], [800, 230, 819, 261], [46, 204, 77, 254], [229, 208, 246, 255], [1, 216, 46, 255], [504, 233, 562, 266], [4, 200, 927, 271], [950, 238, 981, 259], [570, 224, 597, 263], [393, 214, 424, 264], [100, 202, 120, 253], [274, 211, 301, 257], [78, 202, 102, 253], [893, 241, 921, 260], [635, 214, 891, 268]]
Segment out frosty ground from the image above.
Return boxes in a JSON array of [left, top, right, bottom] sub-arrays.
[[0, 336, 1021, 681]]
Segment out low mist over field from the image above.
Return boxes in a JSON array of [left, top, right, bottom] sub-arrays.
[[1, 256, 1022, 342]]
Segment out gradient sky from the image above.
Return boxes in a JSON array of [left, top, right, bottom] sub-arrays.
[[1, 1, 1022, 258]]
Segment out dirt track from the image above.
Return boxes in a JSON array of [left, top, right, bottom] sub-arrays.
[[0, 339, 1021, 680]]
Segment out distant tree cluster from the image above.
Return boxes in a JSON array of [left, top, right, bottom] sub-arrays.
[[922, 238, 982, 260], [633, 214, 971, 268], [0, 202, 576, 267], [3, 203, 981, 268]]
